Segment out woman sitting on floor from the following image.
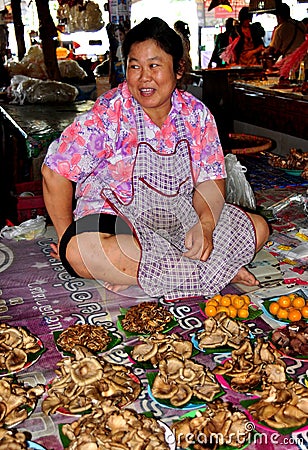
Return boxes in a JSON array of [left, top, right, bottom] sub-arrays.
[[41, 17, 269, 301]]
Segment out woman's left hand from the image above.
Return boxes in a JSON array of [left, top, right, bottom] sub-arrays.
[[183, 221, 214, 262], [185, 178, 225, 262]]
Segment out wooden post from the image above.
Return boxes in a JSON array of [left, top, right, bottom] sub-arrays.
[[34, 0, 61, 81], [10, 0, 26, 61]]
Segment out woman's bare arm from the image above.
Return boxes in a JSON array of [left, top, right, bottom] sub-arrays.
[[41, 164, 74, 241]]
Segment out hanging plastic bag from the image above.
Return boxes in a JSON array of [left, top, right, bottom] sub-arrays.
[[225, 153, 256, 210]]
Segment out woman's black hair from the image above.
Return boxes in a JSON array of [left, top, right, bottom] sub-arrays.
[[122, 17, 184, 76], [238, 6, 252, 23]]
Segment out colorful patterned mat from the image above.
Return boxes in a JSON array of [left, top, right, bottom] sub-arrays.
[[0, 226, 307, 449], [238, 153, 308, 191]]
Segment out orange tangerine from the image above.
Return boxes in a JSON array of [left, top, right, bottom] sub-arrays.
[[292, 297, 306, 309], [205, 305, 217, 317], [231, 296, 245, 310], [207, 299, 219, 308], [212, 294, 222, 302], [278, 295, 291, 309], [301, 305, 308, 319], [237, 308, 249, 319], [289, 293, 297, 301], [217, 306, 230, 314], [220, 296, 231, 307], [276, 308, 289, 320], [288, 308, 302, 322], [269, 301, 280, 316], [228, 305, 237, 319], [241, 295, 251, 305]]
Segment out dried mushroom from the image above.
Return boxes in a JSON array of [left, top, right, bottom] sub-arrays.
[[268, 148, 308, 170], [152, 356, 221, 407], [70, 357, 103, 385], [214, 338, 286, 392], [197, 312, 250, 350], [172, 400, 251, 449], [0, 324, 41, 373], [62, 401, 171, 449], [57, 324, 112, 353], [271, 320, 308, 357], [248, 380, 308, 429], [0, 429, 31, 449], [302, 162, 308, 180], [5, 349, 27, 372], [0, 376, 44, 427], [121, 302, 173, 334], [131, 332, 193, 367], [42, 346, 141, 415]]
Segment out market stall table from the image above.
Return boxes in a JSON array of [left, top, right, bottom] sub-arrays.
[[231, 77, 308, 141], [0, 100, 94, 163], [0, 100, 94, 224], [198, 66, 264, 147]]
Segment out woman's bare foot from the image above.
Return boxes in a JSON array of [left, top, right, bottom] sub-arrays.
[[231, 267, 259, 287], [103, 282, 131, 293]]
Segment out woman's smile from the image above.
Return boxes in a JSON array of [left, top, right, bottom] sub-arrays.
[[139, 88, 156, 96]]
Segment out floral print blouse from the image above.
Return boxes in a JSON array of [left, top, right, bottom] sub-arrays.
[[44, 81, 226, 219]]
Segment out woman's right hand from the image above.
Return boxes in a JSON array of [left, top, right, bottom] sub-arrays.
[[183, 220, 214, 262]]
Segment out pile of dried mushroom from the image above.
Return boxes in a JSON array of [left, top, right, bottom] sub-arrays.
[[196, 312, 250, 350], [121, 302, 174, 334], [42, 345, 141, 415], [0, 429, 31, 450], [214, 337, 286, 392], [57, 324, 112, 353], [0, 323, 41, 373], [150, 353, 221, 407], [247, 380, 308, 429], [131, 332, 193, 366], [171, 400, 251, 449], [0, 376, 44, 427], [268, 148, 308, 171], [271, 320, 308, 357], [62, 401, 171, 450]]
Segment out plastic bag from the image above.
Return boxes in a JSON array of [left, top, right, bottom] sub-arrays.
[[225, 153, 256, 210], [7, 45, 48, 80], [57, 1, 104, 33], [9, 75, 78, 104], [0, 216, 46, 241], [58, 60, 87, 79]]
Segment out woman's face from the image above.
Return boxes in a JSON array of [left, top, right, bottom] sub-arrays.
[[115, 29, 125, 43], [126, 39, 182, 125]]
